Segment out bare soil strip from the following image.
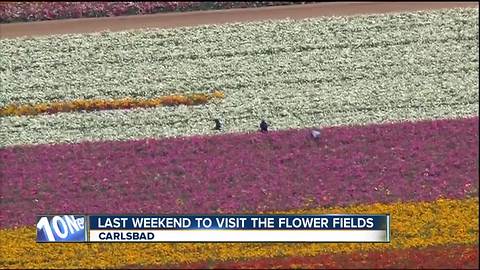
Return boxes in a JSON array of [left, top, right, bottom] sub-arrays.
[[0, 1, 477, 39]]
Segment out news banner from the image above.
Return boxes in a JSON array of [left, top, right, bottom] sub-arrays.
[[37, 214, 390, 243]]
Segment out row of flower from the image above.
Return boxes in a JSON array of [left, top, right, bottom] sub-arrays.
[[1, 9, 477, 147], [2, 46, 476, 108], [151, 244, 479, 269], [2, 80, 476, 147], [1, 117, 478, 228], [0, 91, 224, 117], [0, 2, 307, 23], [2, 8, 477, 106], [1, 198, 477, 268]]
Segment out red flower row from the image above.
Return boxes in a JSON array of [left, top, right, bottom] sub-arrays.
[[137, 244, 479, 269]]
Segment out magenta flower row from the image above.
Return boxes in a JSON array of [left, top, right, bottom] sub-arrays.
[[0, 117, 478, 228]]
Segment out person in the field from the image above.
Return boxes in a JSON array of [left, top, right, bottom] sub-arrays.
[[311, 129, 321, 139], [213, 119, 223, 131], [260, 120, 268, 133]]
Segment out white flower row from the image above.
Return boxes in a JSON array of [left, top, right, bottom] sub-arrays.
[[0, 8, 477, 106], [1, 71, 477, 147]]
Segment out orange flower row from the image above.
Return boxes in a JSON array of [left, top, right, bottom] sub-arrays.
[[0, 91, 225, 117], [0, 198, 477, 269]]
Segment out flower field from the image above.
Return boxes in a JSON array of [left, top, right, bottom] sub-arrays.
[[0, 5, 478, 269], [1, 8, 478, 147]]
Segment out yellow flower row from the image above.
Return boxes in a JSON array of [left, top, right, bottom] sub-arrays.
[[0, 91, 225, 117], [0, 198, 478, 269]]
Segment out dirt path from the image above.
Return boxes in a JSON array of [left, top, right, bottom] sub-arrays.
[[0, 1, 478, 38]]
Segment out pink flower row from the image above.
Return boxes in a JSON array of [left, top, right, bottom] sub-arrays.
[[0, 117, 478, 228], [0, 2, 308, 23]]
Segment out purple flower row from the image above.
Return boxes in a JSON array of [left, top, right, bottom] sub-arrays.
[[0, 117, 478, 228], [0, 2, 309, 24]]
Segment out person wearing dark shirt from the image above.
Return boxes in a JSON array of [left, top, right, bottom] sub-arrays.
[[213, 119, 223, 131], [260, 120, 268, 133]]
